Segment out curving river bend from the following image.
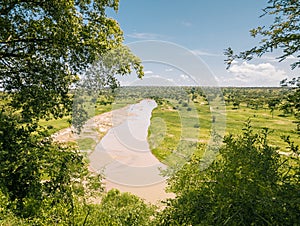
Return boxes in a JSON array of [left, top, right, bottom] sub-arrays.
[[89, 99, 173, 203]]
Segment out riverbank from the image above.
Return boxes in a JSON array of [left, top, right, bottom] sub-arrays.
[[53, 100, 174, 204]]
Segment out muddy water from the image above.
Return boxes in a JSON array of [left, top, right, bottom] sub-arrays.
[[89, 99, 174, 204]]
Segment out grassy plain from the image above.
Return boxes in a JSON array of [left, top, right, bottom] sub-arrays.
[[39, 103, 113, 134], [39, 87, 299, 164], [148, 97, 299, 162]]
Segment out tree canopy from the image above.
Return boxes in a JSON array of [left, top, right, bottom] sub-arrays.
[[0, 0, 144, 219], [225, 0, 300, 70], [225, 0, 300, 131], [0, 0, 143, 121], [156, 123, 300, 225]]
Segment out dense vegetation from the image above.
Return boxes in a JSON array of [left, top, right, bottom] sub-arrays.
[[155, 123, 300, 225], [1, 83, 300, 224], [1, 0, 300, 225], [0, 0, 147, 224]]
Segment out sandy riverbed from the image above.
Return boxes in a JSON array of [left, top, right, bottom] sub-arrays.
[[54, 100, 174, 204]]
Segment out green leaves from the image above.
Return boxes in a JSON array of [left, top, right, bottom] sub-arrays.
[[158, 123, 300, 225], [83, 189, 155, 226], [280, 77, 300, 131], [225, 0, 300, 70], [0, 0, 143, 221], [0, 0, 142, 121]]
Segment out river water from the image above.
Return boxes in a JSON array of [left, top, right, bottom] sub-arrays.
[[89, 99, 172, 202]]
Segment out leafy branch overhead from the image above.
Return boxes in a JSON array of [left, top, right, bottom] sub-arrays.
[[225, 0, 300, 70], [0, 0, 144, 220], [225, 0, 300, 131], [0, 0, 143, 122]]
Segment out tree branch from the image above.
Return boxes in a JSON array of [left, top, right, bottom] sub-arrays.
[[0, 38, 51, 44]]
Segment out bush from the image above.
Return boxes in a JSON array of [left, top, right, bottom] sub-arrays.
[[193, 124, 200, 128], [156, 122, 300, 225], [86, 189, 155, 226], [182, 103, 188, 107]]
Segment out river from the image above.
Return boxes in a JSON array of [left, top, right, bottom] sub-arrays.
[[89, 99, 173, 204]]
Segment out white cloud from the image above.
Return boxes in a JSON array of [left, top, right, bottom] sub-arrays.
[[144, 70, 153, 74], [127, 32, 165, 40], [261, 56, 277, 62], [165, 68, 174, 72], [227, 61, 286, 86], [147, 74, 160, 78], [180, 74, 189, 80], [181, 21, 192, 27], [132, 75, 176, 86], [261, 54, 297, 62], [191, 49, 221, 57], [285, 55, 297, 60]]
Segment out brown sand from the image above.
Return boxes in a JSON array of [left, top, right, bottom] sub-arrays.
[[53, 102, 174, 204]]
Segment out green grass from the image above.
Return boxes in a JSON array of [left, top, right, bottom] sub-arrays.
[[225, 103, 299, 148], [148, 98, 211, 162], [77, 137, 97, 150], [40, 103, 114, 134], [148, 98, 300, 163], [95, 103, 113, 115], [39, 117, 71, 134], [38, 92, 299, 164], [148, 102, 181, 161]]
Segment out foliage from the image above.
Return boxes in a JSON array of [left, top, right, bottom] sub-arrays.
[[0, 0, 143, 123], [0, 110, 104, 221], [73, 45, 143, 132], [81, 189, 155, 226], [0, 0, 143, 221], [280, 77, 300, 131], [224, 0, 300, 130], [156, 122, 300, 225], [268, 98, 281, 117], [225, 0, 300, 69]]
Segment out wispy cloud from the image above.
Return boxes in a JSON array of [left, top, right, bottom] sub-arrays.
[[144, 70, 153, 74], [261, 54, 297, 62], [167, 78, 175, 82], [180, 74, 189, 80], [165, 68, 174, 72], [127, 32, 165, 40], [227, 61, 286, 86], [191, 49, 221, 57], [285, 55, 297, 60], [148, 74, 161, 78], [181, 21, 192, 27], [261, 55, 278, 62]]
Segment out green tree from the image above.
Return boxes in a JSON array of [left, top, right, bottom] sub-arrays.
[[280, 77, 300, 131], [0, 0, 143, 219], [84, 189, 155, 226], [225, 0, 300, 130], [225, 0, 300, 70], [232, 99, 240, 109], [0, 0, 143, 122], [156, 123, 300, 225], [268, 98, 281, 118]]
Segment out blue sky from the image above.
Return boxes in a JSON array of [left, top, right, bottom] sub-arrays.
[[108, 1, 296, 87]]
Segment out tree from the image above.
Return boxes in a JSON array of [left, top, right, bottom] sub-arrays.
[[0, 0, 143, 218], [225, 0, 300, 130], [0, 0, 143, 121], [280, 77, 300, 131], [268, 98, 281, 118], [225, 0, 300, 70], [85, 189, 155, 226], [232, 99, 240, 109], [156, 123, 300, 225]]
